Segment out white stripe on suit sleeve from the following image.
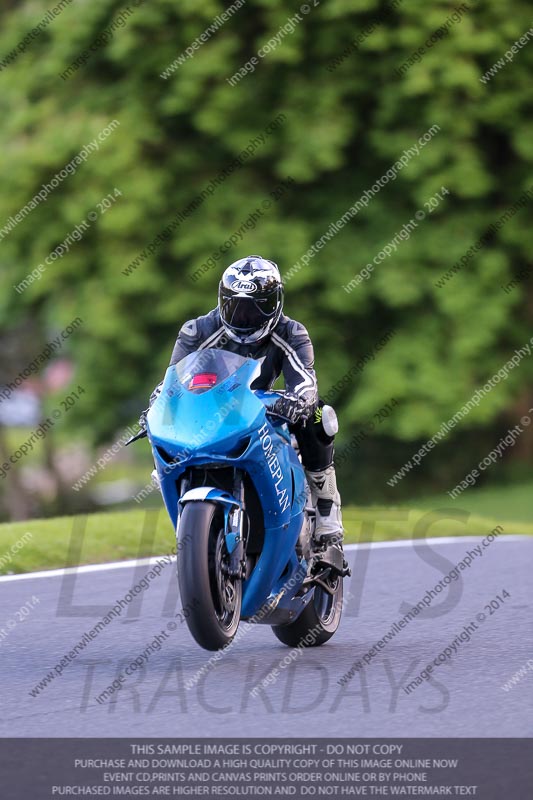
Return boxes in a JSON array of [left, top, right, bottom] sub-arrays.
[[271, 332, 317, 397]]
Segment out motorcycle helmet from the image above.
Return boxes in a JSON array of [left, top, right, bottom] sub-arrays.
[[218, 255, 284, 344]]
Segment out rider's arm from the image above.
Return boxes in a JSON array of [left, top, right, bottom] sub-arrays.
[[169, 320, 202, 366], [274, 321, 319, 422]]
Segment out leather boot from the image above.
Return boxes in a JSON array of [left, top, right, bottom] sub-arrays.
[[305, 465, 344, 547]]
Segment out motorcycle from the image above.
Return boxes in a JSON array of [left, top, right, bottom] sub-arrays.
[[138, 348, 349, 651]]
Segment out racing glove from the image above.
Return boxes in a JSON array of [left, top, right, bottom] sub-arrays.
[[270, 393, 311, 425]]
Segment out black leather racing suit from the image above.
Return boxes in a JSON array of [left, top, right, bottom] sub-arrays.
[[167, 308, 335, 471]]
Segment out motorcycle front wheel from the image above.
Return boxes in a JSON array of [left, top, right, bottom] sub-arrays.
[[177, 501, 242, 651]]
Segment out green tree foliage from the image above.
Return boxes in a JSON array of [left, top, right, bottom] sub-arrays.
[[0, 0, 532, 499]]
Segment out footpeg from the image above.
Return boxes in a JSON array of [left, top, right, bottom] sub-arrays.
[[310, 544, 351, 578]]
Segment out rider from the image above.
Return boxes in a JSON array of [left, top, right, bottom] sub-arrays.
[[143, 255, 344, 554]]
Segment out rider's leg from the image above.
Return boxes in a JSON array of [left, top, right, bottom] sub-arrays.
[[292, 402, 344, 548]]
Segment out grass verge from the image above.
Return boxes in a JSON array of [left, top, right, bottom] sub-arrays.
[[1, 503, 531, 576]]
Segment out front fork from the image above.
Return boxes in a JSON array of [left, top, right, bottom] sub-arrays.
[[226, 470, 246, 578], [177, 470, 244, 579]]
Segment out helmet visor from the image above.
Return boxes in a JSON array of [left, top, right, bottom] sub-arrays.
[[220, 291, 278, 334]]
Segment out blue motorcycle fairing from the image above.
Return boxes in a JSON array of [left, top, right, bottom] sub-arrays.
[[148, 356, 265, 462], [146, 348, 312, 621]]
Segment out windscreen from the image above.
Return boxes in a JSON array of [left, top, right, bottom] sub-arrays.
[[174, 349, 250, 394]]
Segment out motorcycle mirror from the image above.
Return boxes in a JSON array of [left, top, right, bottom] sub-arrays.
[[125, 430, 148, 446]]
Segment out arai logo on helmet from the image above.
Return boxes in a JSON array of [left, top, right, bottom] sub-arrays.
[[233, 280, 257, 293]]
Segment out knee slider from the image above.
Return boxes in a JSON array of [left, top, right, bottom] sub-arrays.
[[321, 405, 339, 437]]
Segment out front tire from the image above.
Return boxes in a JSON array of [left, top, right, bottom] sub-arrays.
[[177, 501, 241, 651], [272, 575, 343, 647]]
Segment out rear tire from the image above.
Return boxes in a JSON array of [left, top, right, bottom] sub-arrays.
[[272, 575, 343, 647], [177, 501, 241, 651]]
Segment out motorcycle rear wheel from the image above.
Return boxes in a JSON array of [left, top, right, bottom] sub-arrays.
[[177, 501, 242, 651]]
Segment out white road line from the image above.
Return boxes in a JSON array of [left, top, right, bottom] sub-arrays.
[[0, 554, 173, 583], [0, 535, 528, 584], [345, 535, 528, 550]]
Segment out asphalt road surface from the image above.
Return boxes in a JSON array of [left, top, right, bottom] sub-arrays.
[[1, 536, 531, 737]]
